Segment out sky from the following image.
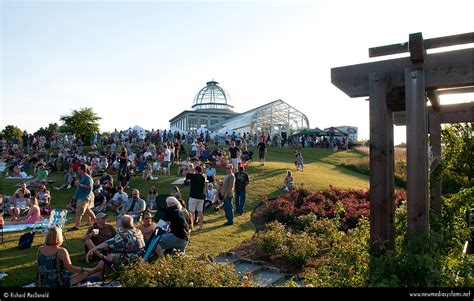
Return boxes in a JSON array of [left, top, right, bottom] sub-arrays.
[[1, 0, 473, 144]]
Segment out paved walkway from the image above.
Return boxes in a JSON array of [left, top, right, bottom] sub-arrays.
[[213, 252, 301, 287]]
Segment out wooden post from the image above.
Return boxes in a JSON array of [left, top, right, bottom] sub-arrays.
[[369, 72, 395, 250], [405, 68, 429, 236], [429, 112, 442, 218]]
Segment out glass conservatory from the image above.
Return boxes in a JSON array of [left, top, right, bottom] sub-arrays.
[[169, 81, 309, 136]]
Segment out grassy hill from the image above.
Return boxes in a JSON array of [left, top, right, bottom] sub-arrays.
[[0, 147, 369, 287]]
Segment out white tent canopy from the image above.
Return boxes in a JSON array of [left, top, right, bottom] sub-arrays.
[[196, 127, 208, 135], [169, 126, 186, 135], [216, 127, 233, 137], [127, 125, 147, 139]]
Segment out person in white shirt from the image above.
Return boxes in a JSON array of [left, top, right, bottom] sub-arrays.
[[107, 186, 128, 212], [162, 144, 171, 176], [204, 183, 217, 209]]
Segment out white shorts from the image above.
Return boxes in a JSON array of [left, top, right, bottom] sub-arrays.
[[231, 158, 240, 169], [189, 197, 204, 212]]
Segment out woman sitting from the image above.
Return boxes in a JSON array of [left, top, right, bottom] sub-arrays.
[[283, 170, 294, 192], [36, 184, 51, 208], [36, 227, 100, 287], [6, 197, 43, 225], [143, 163, 153, 181], [8, 181, 31, 221]]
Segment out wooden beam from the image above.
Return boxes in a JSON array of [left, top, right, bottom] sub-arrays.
[[425, 32, 474, 50], [437, 86, 474, 95], [331, 48, 474, 98], [394, 102, 474, 125], [369, 42, 408, 58], [409, 32, 426, 64], [369, 32, 473, 58], [427, 90, 440, 111], [405, 68, 429, 236], [369, 72, 395, 251]]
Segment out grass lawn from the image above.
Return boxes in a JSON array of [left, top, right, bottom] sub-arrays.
[[0, 147, 369, 287]]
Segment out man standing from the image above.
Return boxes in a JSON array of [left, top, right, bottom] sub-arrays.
[[234, 166, 249, 216], [188, 166, 207, 231], [70, 164, 96, 231], [257, 137, 267, 166], [221, 164, 235, 226], [228, 141, 241, 172]]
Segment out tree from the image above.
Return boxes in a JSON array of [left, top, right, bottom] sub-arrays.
[[441, 122, 473, 193], [34, 123, 59, 140], [60, 108, 101, 144], [1, 125, 23, 144]]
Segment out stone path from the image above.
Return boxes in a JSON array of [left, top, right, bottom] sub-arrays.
[[213, 252, 302, 287]]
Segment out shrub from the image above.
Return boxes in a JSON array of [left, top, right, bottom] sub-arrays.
[[369, 188, 474, 287], [300, 218, 370, 287], [284, 232, 319, 267], [256, 221, 288, 257], [263, 186, 391, 229], [120, 255, 255, 287], [297, 213, 343, 249], [264, 197, 295, 224]]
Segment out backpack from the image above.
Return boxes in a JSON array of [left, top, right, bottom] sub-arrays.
[[18, 231, 35, 250]]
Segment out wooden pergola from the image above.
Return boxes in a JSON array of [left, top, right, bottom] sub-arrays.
[[331, 32, 474, 250]]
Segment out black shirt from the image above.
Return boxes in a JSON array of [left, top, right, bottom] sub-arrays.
[[188, 173, 206, 199], [100, 175, 113, 186], [234, 171, 249, 192], [164, 206, 191, 241], [258, 142, 266, 152], [229, 146, 240, 159], [119, 151, 127, 164]]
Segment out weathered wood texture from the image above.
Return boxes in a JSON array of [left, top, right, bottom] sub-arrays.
[[369, 32, 473, 57], [405, 68, 429, 236], [332, 48, 474, 98], [394, 102, 474, 125], [369, 72, 395, 250]]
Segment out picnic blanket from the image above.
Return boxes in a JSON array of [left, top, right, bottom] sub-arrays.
[[6, 176, 32, 179], [2, 220, 48, 233], [171, 177, 186, 185], [13, 180, 55, 187]]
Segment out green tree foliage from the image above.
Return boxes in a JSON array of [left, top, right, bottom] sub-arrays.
[[441, 123, 473, 192], [34, 123, 59, 140], [1, 125, 23, 144], [370, 188, 474, 287], [59, 107, 101, 143]]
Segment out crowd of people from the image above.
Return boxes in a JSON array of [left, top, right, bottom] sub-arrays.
[[0, 127, 318, 287]]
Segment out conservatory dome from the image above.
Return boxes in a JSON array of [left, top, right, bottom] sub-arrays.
[[192, 80, 234, 111]]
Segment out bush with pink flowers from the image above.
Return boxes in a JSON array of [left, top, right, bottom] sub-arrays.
[[263, 186, 406, 230]]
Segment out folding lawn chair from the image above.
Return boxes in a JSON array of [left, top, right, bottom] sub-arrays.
[[143, 221, 170, 261], [34, 208, 68, 242]]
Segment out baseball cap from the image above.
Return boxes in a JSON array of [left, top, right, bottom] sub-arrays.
[[96, 212, 108, 219]]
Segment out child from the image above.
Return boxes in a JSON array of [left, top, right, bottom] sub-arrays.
[[147, 186, 158, 210], [213, 180, 225, 211], [295, 152, 304, 171], [204, 183, 217, 210]]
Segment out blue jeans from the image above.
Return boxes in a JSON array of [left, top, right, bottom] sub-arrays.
[[223, 196, 234, 224], [235, 190, 246, 215]]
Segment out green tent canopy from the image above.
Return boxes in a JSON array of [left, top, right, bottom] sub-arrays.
[[322, 127, 348, 137], [293, 127, 323, 136]]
